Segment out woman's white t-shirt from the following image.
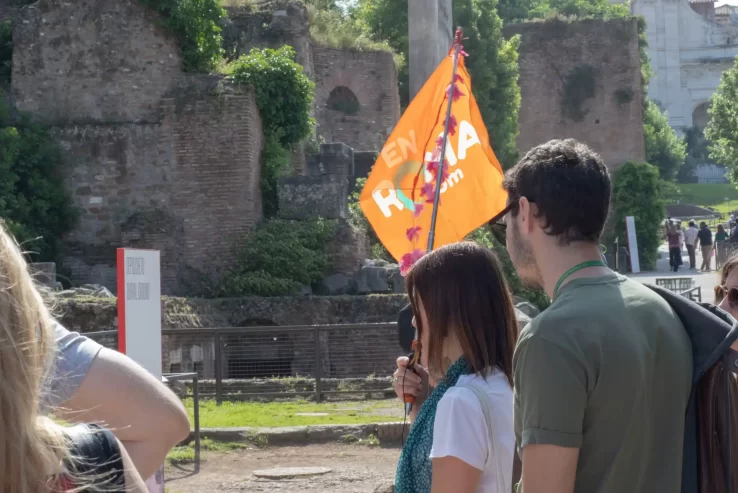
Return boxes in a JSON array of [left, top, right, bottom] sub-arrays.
[[429, 369, 514, 493]]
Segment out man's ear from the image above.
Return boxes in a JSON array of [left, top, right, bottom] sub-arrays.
[[518, 196, 534, 235]]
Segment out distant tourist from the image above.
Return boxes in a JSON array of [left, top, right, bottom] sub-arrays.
[[716, 224, 728, 243], [684, 221, 699, 270], [392, 242, 517, 493], [698, 222, 714, 272], [666, 222, 683, 272], [502, 139, 691, 493]]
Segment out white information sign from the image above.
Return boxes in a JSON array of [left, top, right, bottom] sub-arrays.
[[117, 248, 162, 378], [625, 216, 640, 274], [117, 248, 164, 493]]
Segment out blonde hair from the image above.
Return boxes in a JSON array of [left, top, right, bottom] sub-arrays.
[[0, 220, 70, 492]]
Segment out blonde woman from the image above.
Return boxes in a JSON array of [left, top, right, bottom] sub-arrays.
[[0, 220, 146, 493]]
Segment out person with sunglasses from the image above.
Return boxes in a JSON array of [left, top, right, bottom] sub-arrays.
[[715, 254, 738, 318], [502, 139, 692, 493]]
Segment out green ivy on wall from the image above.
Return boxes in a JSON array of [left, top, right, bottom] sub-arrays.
[[230, 46, 315, 216], [139, 0, 225, 73]]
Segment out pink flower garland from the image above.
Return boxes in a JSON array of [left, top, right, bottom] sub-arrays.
[[399, 55, 466, 276]]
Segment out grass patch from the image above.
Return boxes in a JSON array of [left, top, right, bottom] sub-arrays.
[[668, 183, 738, 215], [183, 398, 402, 428], [167, 437, 251, 464]]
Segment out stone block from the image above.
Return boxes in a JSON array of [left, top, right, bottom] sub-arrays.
[[355, 265, 392, 294], [319, 142, 354, 179], [277, 175, 348, 220], [314, 273, 353, 295]]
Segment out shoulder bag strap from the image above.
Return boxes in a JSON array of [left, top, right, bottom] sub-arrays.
[[458, 381, 507, 493]]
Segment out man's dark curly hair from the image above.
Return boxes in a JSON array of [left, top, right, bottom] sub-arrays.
[[502, 139, 611, 245]]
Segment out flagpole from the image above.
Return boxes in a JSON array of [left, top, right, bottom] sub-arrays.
[[427, 27, 463, 253]]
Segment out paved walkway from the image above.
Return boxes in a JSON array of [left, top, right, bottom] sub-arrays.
[[628, 243, 720, 302]]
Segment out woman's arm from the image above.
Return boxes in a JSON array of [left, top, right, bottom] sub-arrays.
[[56, 348, 190, 478], [432, 457, 482, 493]]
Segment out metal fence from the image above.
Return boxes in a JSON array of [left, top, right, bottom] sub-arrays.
[[86, 323, 402, 403]]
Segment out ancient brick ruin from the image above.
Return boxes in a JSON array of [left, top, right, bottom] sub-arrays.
[[5, 0, 399, 295], [506, 18, 646, 169]]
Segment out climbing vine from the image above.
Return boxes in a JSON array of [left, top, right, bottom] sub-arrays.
[[230, 46, 315, 216], [561, 64, 597, 122], [139, 0, 225, 73]]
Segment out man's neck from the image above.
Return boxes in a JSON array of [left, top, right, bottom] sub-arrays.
[[538, 243, 611, 299]]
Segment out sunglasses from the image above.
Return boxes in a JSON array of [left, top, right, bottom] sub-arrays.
[[715, 285, 738, 307]]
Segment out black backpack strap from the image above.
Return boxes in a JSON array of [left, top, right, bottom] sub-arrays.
[[63, 424, 126, 491]]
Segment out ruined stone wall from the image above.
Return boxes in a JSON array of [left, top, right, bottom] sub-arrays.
[[221, 1, 401, 154], [12, 0, 263, 294], [313, 47, 401, 152], [0, 0, 12, 20], [505, 18, 645, 169]]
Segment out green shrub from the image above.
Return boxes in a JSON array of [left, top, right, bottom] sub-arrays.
[[216, 218, 337, 297], [0, 93, 76, 261], [139, 0, 225, 72], [609, 161, 665, 271]]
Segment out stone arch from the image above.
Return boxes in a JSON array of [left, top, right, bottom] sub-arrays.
[[326, 85, 361, 115], [692, 101, 710, 130]]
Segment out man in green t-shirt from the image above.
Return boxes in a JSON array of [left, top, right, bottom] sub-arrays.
[[502, 139, 693, 493]]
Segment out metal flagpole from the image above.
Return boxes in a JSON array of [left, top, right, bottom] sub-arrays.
[[427, 27, 463, 253]]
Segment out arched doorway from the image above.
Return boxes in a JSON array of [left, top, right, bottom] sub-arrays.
[[692, 102, 710, 130], [327, 85, 360, 115]]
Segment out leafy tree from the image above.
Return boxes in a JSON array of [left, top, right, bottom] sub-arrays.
[[610, 161, 665, 270], [642, 99, 687, 181], [0, 93, 76, 261], [353, 0, 521, 168], [706, 59, 738, 183], [0, 20, 11, 85]]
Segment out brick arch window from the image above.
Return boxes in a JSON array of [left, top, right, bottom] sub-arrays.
[[327, 86, 360, 115]]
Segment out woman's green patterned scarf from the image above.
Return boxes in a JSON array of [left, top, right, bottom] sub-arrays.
[[394, 356, 469, 493]]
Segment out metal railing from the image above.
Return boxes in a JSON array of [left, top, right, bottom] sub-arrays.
[[86, 323, 402, 403], [679, 286, 703, 303]]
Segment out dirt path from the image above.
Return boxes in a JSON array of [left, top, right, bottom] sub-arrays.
[[165, 444, 400, 493]]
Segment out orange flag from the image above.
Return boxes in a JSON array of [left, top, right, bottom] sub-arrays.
[[359, 47, 508, 268]]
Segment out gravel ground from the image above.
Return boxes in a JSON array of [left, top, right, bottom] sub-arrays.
[[165, 444, 399, 493]]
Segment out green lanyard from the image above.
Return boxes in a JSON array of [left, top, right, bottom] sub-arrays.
[[552, 260, 606, 299]]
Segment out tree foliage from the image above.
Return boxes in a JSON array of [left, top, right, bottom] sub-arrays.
[[139, 0, 225, 72], [353, 0, 521, 168], [0, 93, 76, 262], [610, 161, 665, 270], [643, 99, 687, 181], [706, 58, 738, 184], [679, 126, 712, 183], [230, 46, 315, 215], [0, 20, 11, 85]]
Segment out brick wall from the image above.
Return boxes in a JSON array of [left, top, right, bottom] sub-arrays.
[[313, 47, 401, 152], [506, 18, 645, 169], [12, 0, 264, 295]]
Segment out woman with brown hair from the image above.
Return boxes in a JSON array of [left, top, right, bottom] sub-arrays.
[[391, 241, 518, 493]]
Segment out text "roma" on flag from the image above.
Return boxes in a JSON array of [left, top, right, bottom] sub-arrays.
[[359, 41, 508, 273]]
